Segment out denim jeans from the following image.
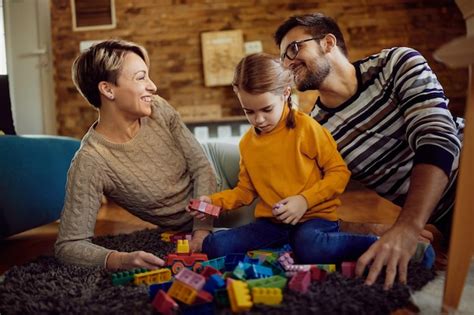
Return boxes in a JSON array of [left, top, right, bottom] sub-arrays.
[[202, 218, 378, 264]]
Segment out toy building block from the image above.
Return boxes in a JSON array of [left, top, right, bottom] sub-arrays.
[[245, 264, 273, 279], [174, 268, 206, 291], [341, 261, 356, 278], [188, 199, 221, 218], [214, 288, 230, 307], [168, 280, 198, 305], [134, 268, 172, 285], [149, 281, 173, 300], [232, 262, 250, 280], [177, 239, 190, 254], [170, 232, 192, 243], [288, 270, 311, 294], [199, 265, 221, 279], [166, 251, 209, 275], [315, 264, 336, 273], [277, 252, 295, 269], [262, 260, 286, 276], [161, 231, 175, 242], [203, 274, 225, 294], [227, 279, 253, 313], [194, 289, 214, 304], [310, 266, 327, 282], [111, 268, 147, 286], [246, 275, 288, 290], [201, 256, 226, 271], [224, 253, 246, 271], [251, 287, 283, 305], [152, 290, 178, 315]]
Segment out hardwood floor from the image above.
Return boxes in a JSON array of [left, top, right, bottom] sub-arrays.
[[0, 187, 400, 274]]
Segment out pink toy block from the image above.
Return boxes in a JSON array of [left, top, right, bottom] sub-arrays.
[[310, 266, 327, 282], [341, 261, 356, 278], [188, 199, 221, 218], [174, 268, 206, 291]]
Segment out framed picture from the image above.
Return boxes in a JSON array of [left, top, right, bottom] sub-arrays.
[[201, 30, 244, 87], [71, 0, 116, 32]]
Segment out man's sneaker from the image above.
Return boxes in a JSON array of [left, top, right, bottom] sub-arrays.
[[412, 242, 436, 269]]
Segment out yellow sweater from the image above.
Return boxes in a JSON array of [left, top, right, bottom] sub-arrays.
[[210, 107, 351, 222]]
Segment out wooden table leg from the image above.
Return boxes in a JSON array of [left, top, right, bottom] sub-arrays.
[[442, 65, 474, 312]]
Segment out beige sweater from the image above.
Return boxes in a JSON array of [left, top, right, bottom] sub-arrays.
[[55, 97, 216, 267]]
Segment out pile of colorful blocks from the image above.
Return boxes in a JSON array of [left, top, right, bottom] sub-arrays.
[[111, 231, 357, 314]]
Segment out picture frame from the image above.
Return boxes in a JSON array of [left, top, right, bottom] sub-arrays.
[[201, 30, 244, 87], [71, 0, 116, 32]]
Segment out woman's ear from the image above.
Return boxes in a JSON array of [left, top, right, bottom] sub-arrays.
[[98, 81, 115, 101]]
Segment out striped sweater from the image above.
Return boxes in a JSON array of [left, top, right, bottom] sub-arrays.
[[311, 47, 464, 223]]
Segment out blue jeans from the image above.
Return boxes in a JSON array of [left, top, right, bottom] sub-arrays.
[[202, 218, 378, 264]]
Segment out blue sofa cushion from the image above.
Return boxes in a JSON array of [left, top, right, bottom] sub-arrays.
[[0, 135, 80, 238]]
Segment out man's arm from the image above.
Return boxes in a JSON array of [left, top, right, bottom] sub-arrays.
[[356, 163, 448, 289]]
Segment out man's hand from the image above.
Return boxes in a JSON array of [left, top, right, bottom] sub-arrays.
[[189, 229, 210, 253], [106, 251, 165, 270], [272, 195, 308, 225], [185, 196, 212, 221], [355, 225, 418, 290]]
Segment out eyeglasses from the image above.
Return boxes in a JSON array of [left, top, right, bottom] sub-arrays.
[[280, 36, 324, 62]]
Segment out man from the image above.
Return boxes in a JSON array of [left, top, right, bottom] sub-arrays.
[[274, 13, 464, 289]]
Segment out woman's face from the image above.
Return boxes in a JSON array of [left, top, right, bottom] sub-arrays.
[[112, 52, 157, 118], [236, 89, 286, 134]]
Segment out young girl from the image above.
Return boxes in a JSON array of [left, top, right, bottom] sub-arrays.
[[189, 53, 434, 267]]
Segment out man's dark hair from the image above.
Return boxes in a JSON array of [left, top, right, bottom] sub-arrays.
[[274, 13, 348, 57]]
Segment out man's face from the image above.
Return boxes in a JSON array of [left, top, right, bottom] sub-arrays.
[[279, 26, 331, 91]]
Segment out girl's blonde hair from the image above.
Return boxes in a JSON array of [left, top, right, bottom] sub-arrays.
[[232, 53, 296, 129], [72, 39, 149, 108]]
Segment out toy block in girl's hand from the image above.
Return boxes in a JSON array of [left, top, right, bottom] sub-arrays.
[[188, 199, 221, 218]]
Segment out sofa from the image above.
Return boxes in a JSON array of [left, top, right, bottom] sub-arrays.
[[0, 135, 80, 238]]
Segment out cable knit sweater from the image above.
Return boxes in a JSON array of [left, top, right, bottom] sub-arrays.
[[55, 96, 216, 267]]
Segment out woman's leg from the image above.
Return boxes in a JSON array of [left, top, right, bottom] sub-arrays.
[[290, 218, 378, 264], [202, 218, 290, 258], [200, 141, 256, 227]]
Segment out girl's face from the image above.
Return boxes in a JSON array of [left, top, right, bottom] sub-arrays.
[[236, 89, 287, 134], [112, 52, 157, 119]]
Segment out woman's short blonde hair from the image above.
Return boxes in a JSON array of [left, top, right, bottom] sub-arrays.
[[71, 39, 150, 108]]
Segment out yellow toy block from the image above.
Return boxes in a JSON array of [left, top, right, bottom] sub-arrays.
[[228, 279, 253, 312], [252, 287, 283, 305], [177, 239, 190, 254], [168, 280, 197, 305], [133, 268, 172, 285], [161, 231, 174, 242]]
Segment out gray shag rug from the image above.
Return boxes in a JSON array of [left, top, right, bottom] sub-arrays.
[[0, 228, 435, 315]]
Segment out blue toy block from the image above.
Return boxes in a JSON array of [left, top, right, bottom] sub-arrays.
[[224, 253, 246, 271], [245, 264, 273, 279], [182, 302, 214, 315], [203, 274, 225, 294], [149, 281, 173, 299]]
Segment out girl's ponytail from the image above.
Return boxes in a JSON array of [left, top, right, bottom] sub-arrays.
[[286, 94, 296, 129]]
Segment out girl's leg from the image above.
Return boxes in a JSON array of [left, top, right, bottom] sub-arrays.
[[202, 218, 290, 258], [290, 218, 378, 264]]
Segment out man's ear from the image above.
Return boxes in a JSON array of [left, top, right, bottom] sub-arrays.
[[321, 33, 337, 53], [98, 81, 115, 100]]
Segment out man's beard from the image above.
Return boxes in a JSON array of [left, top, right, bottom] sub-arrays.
[[296, 60, 331, 91]]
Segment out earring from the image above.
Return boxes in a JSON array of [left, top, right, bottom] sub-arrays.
[[108, 94, 115, 100]]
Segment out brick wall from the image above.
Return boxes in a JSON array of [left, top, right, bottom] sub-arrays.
[[51, 0, 467, 138]]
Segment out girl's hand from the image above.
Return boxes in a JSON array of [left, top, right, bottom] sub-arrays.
[[106, 251, 165, 270], [272, 195, 308, 225], [189, 229, 210, 253], [185, 196, 212, 221]]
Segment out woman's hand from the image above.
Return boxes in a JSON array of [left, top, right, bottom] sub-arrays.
[[189, 229, 210, 253], [106, 251, 165, 270], [272, 195, 308, 225], [185, 196, 212, 221]]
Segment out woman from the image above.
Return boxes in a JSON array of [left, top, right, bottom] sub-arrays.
[[55, 39, 222, 270]]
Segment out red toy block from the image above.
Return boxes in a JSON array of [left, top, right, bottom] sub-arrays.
[[310, 266, 327, 282], [194, 290, 214, 304], [188, 199, 221, 218], [288, 270, 311, 294], [341, 261, 356, 278], [200, 265, 222, 279], [152, 290, 178, 315]]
